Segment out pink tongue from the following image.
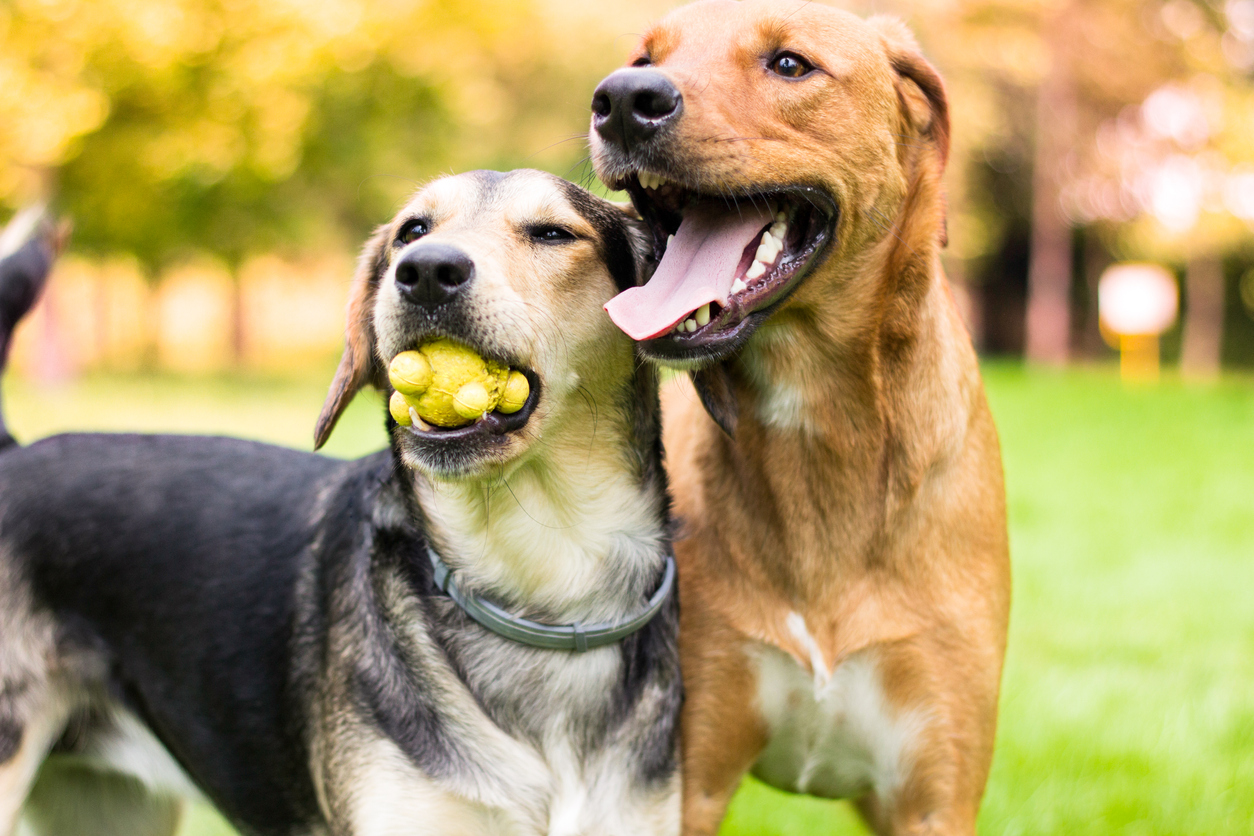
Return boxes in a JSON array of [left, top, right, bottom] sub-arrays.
[[605, 202, 772, 340]]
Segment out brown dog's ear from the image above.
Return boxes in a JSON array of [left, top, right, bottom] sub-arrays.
[[314, 225, 391, 450], [869, 16, 951, 246], [870, 16, 950, 171]]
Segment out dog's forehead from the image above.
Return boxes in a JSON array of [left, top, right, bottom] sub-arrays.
[[646, 0, 879, 71], [403, 171, 594, 234]]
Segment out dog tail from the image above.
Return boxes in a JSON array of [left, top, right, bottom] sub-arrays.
[[0, 206, 65, 451]]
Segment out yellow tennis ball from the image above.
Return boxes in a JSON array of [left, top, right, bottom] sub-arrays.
[[388, 339, 524, 428], [452, 381, 492, 420], [389, 390, 414, 426], [497, 371, 530, 414], [389, 351, 433, 396]]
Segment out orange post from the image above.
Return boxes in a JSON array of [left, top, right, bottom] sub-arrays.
[[1119, 334, 1160, 383]]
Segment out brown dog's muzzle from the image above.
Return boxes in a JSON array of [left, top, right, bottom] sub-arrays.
[[588, 68, 838, 371]]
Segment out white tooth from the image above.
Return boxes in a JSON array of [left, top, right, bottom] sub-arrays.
[[696, 304, 710, 326], [756, 233, 775, 262], [776, 211, 787, 224], [656, 175, 669, 189], [640, 172, 652, 189], [685, 318, 698, 332], [409, 408, 435, 433], [757, 233, 781, 263], [746, 261, 766, 280], [770, 222, 788, 240], [667, 234, 674, 247], [731, 278, 748, 294]]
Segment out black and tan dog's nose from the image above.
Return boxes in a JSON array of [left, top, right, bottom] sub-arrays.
[[592, 69, 682, 149], [394, 244, 474, 308]]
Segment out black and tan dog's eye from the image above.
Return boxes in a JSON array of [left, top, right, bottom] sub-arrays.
[[396, 220, 429, 246], [769, 53, 813, 79], [530, 226, 576, 244]]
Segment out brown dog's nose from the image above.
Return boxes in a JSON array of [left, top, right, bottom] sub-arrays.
[[592, 69, 682, 149], [394, 244, 474, 308]]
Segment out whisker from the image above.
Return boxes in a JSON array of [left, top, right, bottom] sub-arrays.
[[501, 478, 578, 531], [525, 134, 592, 161]]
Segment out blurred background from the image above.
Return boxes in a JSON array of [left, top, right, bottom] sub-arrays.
[[2, 0, 1253, 834]]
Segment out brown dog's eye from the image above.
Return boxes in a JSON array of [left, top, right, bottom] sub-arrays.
[[396, 220, 428, 246], [631, 56, 652, 67], [769, 53, 813, 79]]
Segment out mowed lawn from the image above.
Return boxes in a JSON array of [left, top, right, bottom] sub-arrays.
[[4, 363, 1253, 835]]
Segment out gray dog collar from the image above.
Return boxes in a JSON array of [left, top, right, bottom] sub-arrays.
[[427, 546, 675, 652]]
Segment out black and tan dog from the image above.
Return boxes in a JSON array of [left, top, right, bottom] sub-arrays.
[[590, 2, 1011, 834], [0, 172, 681, 836]]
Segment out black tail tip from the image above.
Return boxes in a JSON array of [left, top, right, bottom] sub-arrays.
[[0, 206, 68, 338]]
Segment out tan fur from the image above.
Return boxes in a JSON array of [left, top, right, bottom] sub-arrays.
[[597, 2, 1010, 833]]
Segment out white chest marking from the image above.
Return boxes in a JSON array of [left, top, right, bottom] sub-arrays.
[[345, 732, 678, 836], [751, 638, 927, 801], [739, 322, 819, 434]]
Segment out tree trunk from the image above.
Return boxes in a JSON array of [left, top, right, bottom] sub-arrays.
[[1078, 230, 1112, 359], [230, 273, 246, 369], [1025, 16, 1077, 365], [1181, 254, 1224, 379]]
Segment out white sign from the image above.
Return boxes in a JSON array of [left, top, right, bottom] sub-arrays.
[[1099, 263, 1179, 336]]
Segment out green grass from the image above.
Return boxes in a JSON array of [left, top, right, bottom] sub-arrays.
[[5, 363, 1253, 835]]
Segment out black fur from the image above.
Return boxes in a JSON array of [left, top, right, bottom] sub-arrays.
[[559, 179, 651, 294], [0, 716, 19, 764], [0, 435, 335, 831], [691, 363, 740, 439]]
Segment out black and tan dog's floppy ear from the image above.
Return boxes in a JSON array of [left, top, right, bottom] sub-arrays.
[[314, 225, 391, 450]]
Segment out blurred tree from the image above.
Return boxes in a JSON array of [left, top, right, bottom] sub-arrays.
[[4, 0, 1252, 368], [864, 0, 1254, 367], [0, 0, 672, 361]]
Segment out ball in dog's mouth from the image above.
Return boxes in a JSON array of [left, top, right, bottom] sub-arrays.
[[604, 175, 837, 364], [389, 339, 542, 443]]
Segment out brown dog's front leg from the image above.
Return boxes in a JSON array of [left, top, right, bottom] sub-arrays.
[[677, 597, 768, 835], [852, 632, 1002, 836]]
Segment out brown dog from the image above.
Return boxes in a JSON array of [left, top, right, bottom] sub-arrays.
[[588, 2, 1010, 834]]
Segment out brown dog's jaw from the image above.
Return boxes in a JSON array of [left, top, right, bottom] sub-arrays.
[[605, 175, 837, 365]]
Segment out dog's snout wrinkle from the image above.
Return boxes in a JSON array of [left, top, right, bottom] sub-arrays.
[[396, 243, 475, 308], [592, 68, 683, 150]]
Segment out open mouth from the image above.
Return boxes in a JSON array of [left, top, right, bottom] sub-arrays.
[[603, 173, 838, 362], [402, 367, 542, 445]]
